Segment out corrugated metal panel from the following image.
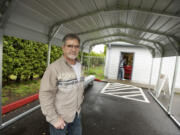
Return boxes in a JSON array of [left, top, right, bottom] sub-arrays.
[[77, 0, 98, 12], [117, 0, 129, 7], [167, 0, 180, 13], [163, 44, 178, 56], [141, 0, 157, 9], [93, 0, 107, 9], [174, 32, 180, 37], [4, 21, 48, 43], [129, 0, 143, 8], [8, 10, 49, 34], [106, 0, 117, 8], [20, 0, 61, 21], [153, 0, 173, 11], [1, 0, 180, 57], [17, 1, 53, 26], [150, 17, 170, 31], [157, 19, 177, 33], [166, 23, 180, 35]]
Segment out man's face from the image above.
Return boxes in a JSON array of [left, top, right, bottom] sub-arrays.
[[62, 38, 80, 60]]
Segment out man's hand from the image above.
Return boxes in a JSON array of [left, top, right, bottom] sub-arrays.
[[53, 116, 66, 129]]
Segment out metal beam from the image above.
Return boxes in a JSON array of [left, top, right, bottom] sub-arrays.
[[86, 38, 155, 56], [76, 24, 175, 38], [81, 31, 165, 57], [148, 90, 180, 128], [107, 43, 111, 78], [168, 56, 179, 114], [154, 43, 164, 57], [155, 57, 163, 97], [80, 52, 84, 64], [87, 39, 139, 48], [82, 33, 161, 47], [87, 36, 154, 49], [167, 36, 179, 56], [0, 28, 3, 126], [148, 58, 154, 90], [47, 24, 63, 66], [84, 36, 154, 50], [48, 25, 63, 43], [168, 37, 180, 55], [0, 105, 40, 129], [106, 7, 180, 19], [47, 43, 51, 66]]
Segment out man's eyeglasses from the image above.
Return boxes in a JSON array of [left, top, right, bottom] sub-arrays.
[[66, 45, 80, 49]]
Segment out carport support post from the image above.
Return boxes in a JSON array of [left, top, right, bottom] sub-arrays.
[[168, 56, 179, 114], [88, 56, 90, 72], [156, 57, 163, 97], [107, 44, 111, 78], [47, 24, 63, 66], [47, 42, 51, 66], [80, 45, 84, 64], [0, 28, 3, 125], [81, 52, 83, 63], [148, 58, 154, 90]]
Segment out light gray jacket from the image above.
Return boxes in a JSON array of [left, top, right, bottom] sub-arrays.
[[39, 55, 84, 126]]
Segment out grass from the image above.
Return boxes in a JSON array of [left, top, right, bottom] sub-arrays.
[[1, 66, 105, 105], [84, 66, 105, 80], [2, 79, 40, 105]]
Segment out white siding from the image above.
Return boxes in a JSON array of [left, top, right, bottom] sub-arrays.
[[107, 47, 120, 79]]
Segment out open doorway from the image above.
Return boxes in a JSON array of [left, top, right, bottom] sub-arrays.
[[117, 52, 134, 80]]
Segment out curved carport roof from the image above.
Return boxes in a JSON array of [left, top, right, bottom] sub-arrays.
[[1, 0, 180, 130], [0, 0, 180, 57]]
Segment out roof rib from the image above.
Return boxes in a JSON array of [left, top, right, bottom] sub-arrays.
[[49, 7, 180, 38], [76, 24, 175, 39], [87, 38, 155, 56], [82, 32, 163, 47]]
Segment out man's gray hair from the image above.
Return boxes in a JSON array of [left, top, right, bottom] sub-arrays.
[[62, 33, 80, 44]]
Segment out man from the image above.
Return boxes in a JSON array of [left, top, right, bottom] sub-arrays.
[[39, 33, 84, 135], [118, 55, 126, 80]]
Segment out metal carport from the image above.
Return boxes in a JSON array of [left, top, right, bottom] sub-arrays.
[[0, 0, 180, 132]]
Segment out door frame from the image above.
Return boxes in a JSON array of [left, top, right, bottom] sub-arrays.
[[117, 51, 135, 80]]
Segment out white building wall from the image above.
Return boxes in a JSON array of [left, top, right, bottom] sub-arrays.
[[131, 48, 152, 84], [151, 57, 180, 90], [105, 46, 152, 82], [105, 45, 180, 89]]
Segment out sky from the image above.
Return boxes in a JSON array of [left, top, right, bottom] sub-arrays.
[[92, 44, 105, 53]]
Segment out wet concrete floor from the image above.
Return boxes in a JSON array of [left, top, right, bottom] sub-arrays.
[[0, 81, 180, 135]]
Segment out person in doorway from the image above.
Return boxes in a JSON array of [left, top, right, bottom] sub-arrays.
[[118, 55, 127, 80], [39, 33, 84, 135]]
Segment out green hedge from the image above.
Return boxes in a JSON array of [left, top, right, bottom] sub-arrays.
[[2, 36, 105, 84], [3, 36, 63, 83]]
